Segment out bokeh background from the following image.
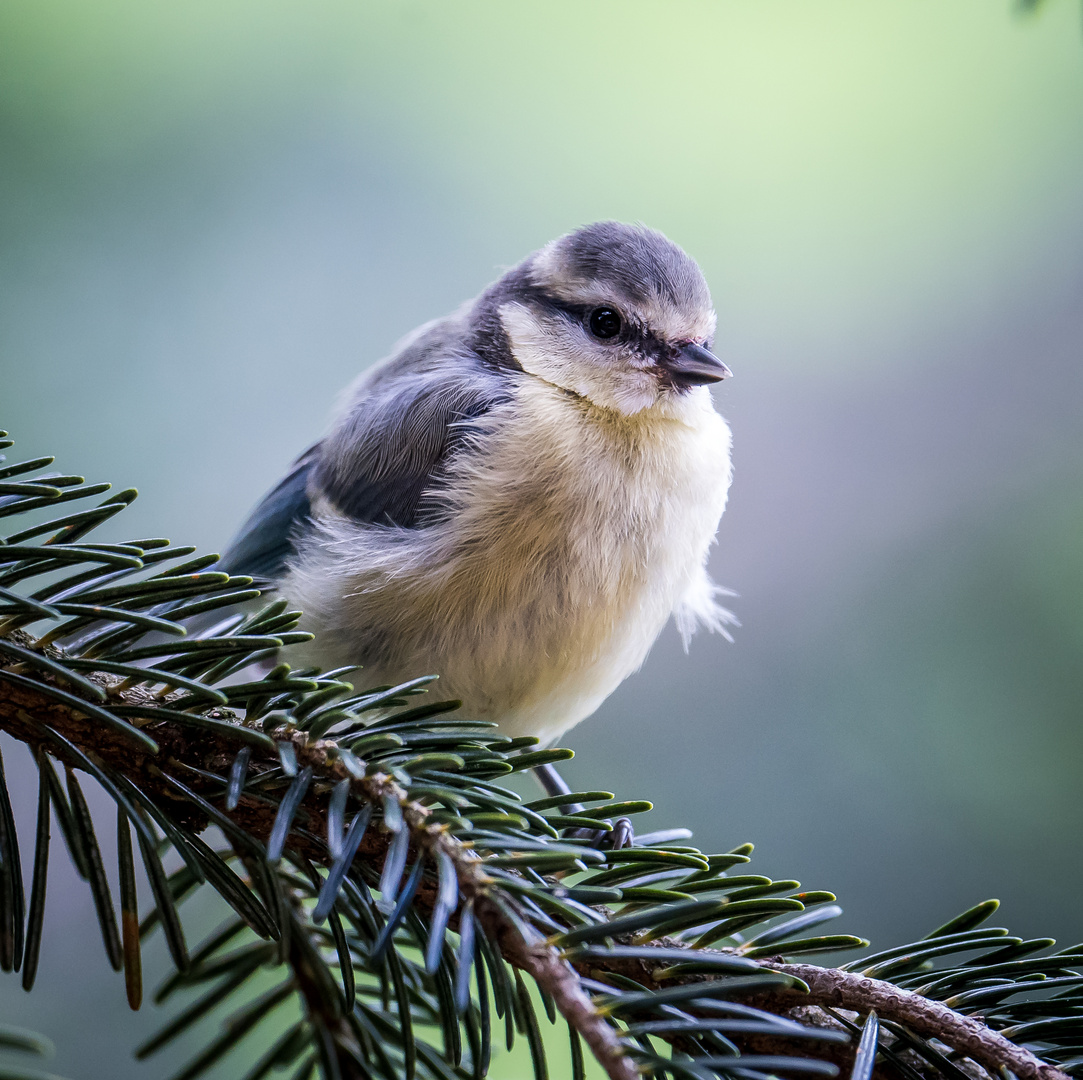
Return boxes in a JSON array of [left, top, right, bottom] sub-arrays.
[[1, 1, 1082, 1076]]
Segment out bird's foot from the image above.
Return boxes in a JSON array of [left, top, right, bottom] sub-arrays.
[[531, 764, 635, 849]]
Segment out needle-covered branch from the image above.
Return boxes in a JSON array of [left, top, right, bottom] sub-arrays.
[[0, 657, 641, 1080], [0, 430, 1079, 1080]]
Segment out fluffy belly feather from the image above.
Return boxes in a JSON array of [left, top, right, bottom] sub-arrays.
[[284, 380, 732, 743]]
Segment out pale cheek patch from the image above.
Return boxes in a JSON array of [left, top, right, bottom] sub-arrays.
[[500, 303, 659, 416]]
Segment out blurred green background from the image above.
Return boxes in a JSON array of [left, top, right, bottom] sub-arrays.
[[2, 1, 1082, 1076]]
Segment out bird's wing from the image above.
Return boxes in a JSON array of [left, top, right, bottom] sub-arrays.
[[313, 356, 508, 529], [217, 444, 319, 583], [220, 341, 511, 585]]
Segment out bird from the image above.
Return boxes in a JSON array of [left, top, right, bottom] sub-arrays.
[[221, 221, 735, 836]]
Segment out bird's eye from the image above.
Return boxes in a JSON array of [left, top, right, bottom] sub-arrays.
[[588, 308, 622, 339]]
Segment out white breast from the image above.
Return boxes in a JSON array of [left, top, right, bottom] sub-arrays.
[[285, 377, 733, 744]]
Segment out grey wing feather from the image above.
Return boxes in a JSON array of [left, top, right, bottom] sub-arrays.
[[220, 320, 512, 585], [312, 326, 511, 528], [218, 446, 318, 584]]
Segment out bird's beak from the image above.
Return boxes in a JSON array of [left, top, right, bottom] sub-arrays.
[[666, 342, 733, 387]]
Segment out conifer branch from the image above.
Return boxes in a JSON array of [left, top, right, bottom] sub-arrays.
[[0, 431, 1079, 1080], [0, 668, 639, 1080]]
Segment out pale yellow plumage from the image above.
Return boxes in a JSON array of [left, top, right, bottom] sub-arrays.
[[284, 356, 732, 744]]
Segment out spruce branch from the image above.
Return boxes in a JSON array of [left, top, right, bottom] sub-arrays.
[[0, 430, 1079, 1080], [0, 667, 637, 1080], [1, 595, 1075, 1080]]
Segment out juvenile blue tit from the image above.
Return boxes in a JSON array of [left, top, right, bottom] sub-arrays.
[[222, 221, 734, 752]]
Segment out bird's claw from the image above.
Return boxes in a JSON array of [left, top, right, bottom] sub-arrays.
[[609, 816, 634, 850], [532, 764, 634, 850]]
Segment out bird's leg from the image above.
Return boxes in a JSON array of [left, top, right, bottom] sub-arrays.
[[534, 761, 574, 801], [532, 763, 634, 850]]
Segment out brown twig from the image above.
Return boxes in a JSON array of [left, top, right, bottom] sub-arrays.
[[758, 963, 1068, 1080], [565, 945, 1070, 1080]]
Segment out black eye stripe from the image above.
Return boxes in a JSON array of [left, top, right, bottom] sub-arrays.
[[520, 288, 665, 350]]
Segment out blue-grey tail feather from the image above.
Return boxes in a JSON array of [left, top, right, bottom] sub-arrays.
[[218, 446, 319, 585]]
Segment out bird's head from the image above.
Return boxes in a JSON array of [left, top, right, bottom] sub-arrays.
[[482, 221, 730, 416]]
